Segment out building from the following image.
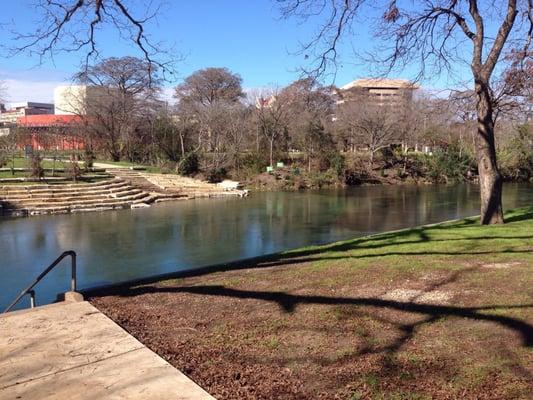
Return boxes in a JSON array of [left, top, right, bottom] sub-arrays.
[[16, 114, 84, 151], [0, 102, 54, 124], [337, 78, 418, 105], [54, 85, 115, 115]]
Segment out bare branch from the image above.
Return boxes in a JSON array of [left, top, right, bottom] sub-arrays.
[[7, 0, 177, 84]]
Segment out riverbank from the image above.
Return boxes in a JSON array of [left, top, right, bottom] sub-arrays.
[[88, 207, 533, 400]]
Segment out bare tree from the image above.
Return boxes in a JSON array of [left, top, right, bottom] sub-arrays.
[[254, 88, 290, 167], [279, 0, 533, 224], [175, 68, 245, 108], [68, 56, 162, 161], [221, 104, 253, 172], [175, 68, 245, 164], [7, 0, 174, 81], [152, 111, 196, 163], [281, 78, 335, 171], [337, 98, 400, 169]]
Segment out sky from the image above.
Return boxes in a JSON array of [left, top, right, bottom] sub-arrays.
[[0, 0, 474, 104]]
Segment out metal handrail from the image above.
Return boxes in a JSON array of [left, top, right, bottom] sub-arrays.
[[3, 250, 77, 313]]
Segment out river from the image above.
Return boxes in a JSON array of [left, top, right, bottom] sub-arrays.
[[1, 182, 532, 310]]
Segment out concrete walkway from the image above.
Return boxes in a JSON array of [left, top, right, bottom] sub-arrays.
[[0, 301, 215, 399], [93, 162, 126, 169]]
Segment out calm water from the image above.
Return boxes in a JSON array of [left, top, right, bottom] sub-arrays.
[[1, 182, 532, 310]]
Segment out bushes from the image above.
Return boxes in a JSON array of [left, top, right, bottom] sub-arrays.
[[323, 152, 345, 178], [29, 153, 44, 179], [425, 146, 475, 183], [240, 152, 268, 174], [0, 152, 8, 168], [177, 152, 199, 176], [83, 150, 96, 171], [66, 161, 82, 182], [206, 167, 228, 183], [498, 125, 533, 181]]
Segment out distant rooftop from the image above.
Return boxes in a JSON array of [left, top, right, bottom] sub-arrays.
[[8, 102, 54, 110], [340, 78, 418, 91], [17, 114, 81, 127]]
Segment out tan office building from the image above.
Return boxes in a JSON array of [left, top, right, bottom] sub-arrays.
[[337, 78, 418, 105]]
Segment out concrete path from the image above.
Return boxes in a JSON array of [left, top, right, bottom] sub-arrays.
[[0, 301, 215, 399], [93, 162, 126, 169]]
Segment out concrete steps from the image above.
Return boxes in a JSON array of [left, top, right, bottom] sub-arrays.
[[140, 173, 248, 197], [5, 188, 146, 205], [0, 178, 155, 216], [1, 169, 249, 217]]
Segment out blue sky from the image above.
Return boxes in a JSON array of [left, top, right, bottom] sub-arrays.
[[0, 0, 471, 103]]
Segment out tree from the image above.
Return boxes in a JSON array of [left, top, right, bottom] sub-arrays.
[[70, 56, 162, 161], [280, 78, 335, 171], [8, 0, 172, 81], [279, 0, 533, 224], [175, 68, 245, 108], [175, 68, 245, 168], [496, 52, 533, 122], [254, 88, 290, 167], [336, 96, 400, 169], [152, 112, 195, 162]]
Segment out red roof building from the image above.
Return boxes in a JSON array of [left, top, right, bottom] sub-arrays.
[[16, 114, 85, 151]]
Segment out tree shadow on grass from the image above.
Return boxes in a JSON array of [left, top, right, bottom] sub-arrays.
[[110, 284, 533, 348], [505, 208, 533, 223]]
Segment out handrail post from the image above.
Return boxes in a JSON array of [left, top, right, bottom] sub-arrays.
[[71, 252, 77, 292], [29, 290, 35, 308], [3, 250, 77, 313]]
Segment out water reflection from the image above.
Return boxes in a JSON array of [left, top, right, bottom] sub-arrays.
[[1, 182, 532, 310]]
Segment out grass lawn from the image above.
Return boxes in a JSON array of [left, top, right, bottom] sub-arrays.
[[89, 207, 533, 400], [2, 157, 71, 170]]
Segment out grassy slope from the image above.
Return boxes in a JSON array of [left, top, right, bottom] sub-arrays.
[[91, 207, 533, 400], [282, 206, 533, 273]]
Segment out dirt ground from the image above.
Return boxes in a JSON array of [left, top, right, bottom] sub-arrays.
[[89, 213, 533, 400]]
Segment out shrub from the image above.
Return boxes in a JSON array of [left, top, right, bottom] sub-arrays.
[[239, 152, 268, 175], [29, 153, 44, 179], [83, 149, 96, 171], [177, 152, 199, 176], [206, 167, 227, 183], [328, 152, 345, 177], [425, 146, 475, 183], [498, 124, 533, 181], [66, 161, 82, 182], [0, 152, 8, 168]]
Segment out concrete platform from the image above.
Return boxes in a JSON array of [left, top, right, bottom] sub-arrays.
[[0, 301, 215, 399]]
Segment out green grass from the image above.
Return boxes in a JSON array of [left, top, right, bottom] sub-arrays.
[[1, 157, 71, 170], [277, 206, 533, 277]]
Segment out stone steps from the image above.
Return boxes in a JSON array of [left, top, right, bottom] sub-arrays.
[[8, 191, 150, 208], [1, 169, 248, 217], [0, 179, 127, 196], [0, 177, 156, 216], [1, 186, 139, 203]]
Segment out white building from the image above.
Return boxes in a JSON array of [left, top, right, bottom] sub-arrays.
[[54, 85, 111, 115]]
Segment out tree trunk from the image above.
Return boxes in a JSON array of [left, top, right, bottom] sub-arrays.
[[474, 81, 504, 225], [269, 139, 274, 167], [179, 134, 185, 159]]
